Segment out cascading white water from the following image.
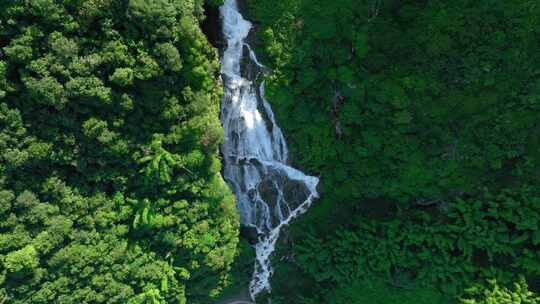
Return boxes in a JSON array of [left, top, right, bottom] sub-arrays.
[[219, 0, 319, 300]]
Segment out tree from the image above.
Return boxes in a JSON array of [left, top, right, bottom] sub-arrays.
[[246, 0, 540, 302], [0, 1, 239, 303]]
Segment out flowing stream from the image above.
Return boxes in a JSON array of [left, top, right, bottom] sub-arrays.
[[219, 0, 320, 300]]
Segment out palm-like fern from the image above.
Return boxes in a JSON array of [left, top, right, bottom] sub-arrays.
[[139, 136, 176, 187], [131, 198, 152, 230], [139, 135, 194, 188]]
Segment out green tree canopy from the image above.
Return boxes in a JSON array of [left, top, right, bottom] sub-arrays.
[[0, 1, 238, 303], [246, 0, 540, 302]]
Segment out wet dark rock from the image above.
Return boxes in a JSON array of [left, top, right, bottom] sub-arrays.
[[240, 225, 260, 244], [201, 3, 223, 48]]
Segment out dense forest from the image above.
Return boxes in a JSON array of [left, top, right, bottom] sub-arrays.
[[0, 1, 239, 303], [1, 0, 540, 303], [243, 0, 540, 303]]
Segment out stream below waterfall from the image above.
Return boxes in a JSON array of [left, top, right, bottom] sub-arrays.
[[219, 0, 320, 300]]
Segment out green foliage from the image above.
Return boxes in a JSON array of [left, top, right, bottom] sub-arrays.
[[155, 43, 183, 73], [205, 0, 225, 8], [128, 289, 167, 304], [247, 0, 540, 302], [318, 279, 450, 304], [460, 277, 540, 304], [287, 187, 540, 301], [0, 1, 238, 303], [4, 245, 39, 275], [214, 239, 255, 301], [139, 135, 178, 187], [110, 68, 135, 86]]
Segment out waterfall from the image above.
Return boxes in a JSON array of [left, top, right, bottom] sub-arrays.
[[219, 0, 320, 300]]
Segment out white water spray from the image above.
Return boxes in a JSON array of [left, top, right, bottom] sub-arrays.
[[219, 0, 319, 299]]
